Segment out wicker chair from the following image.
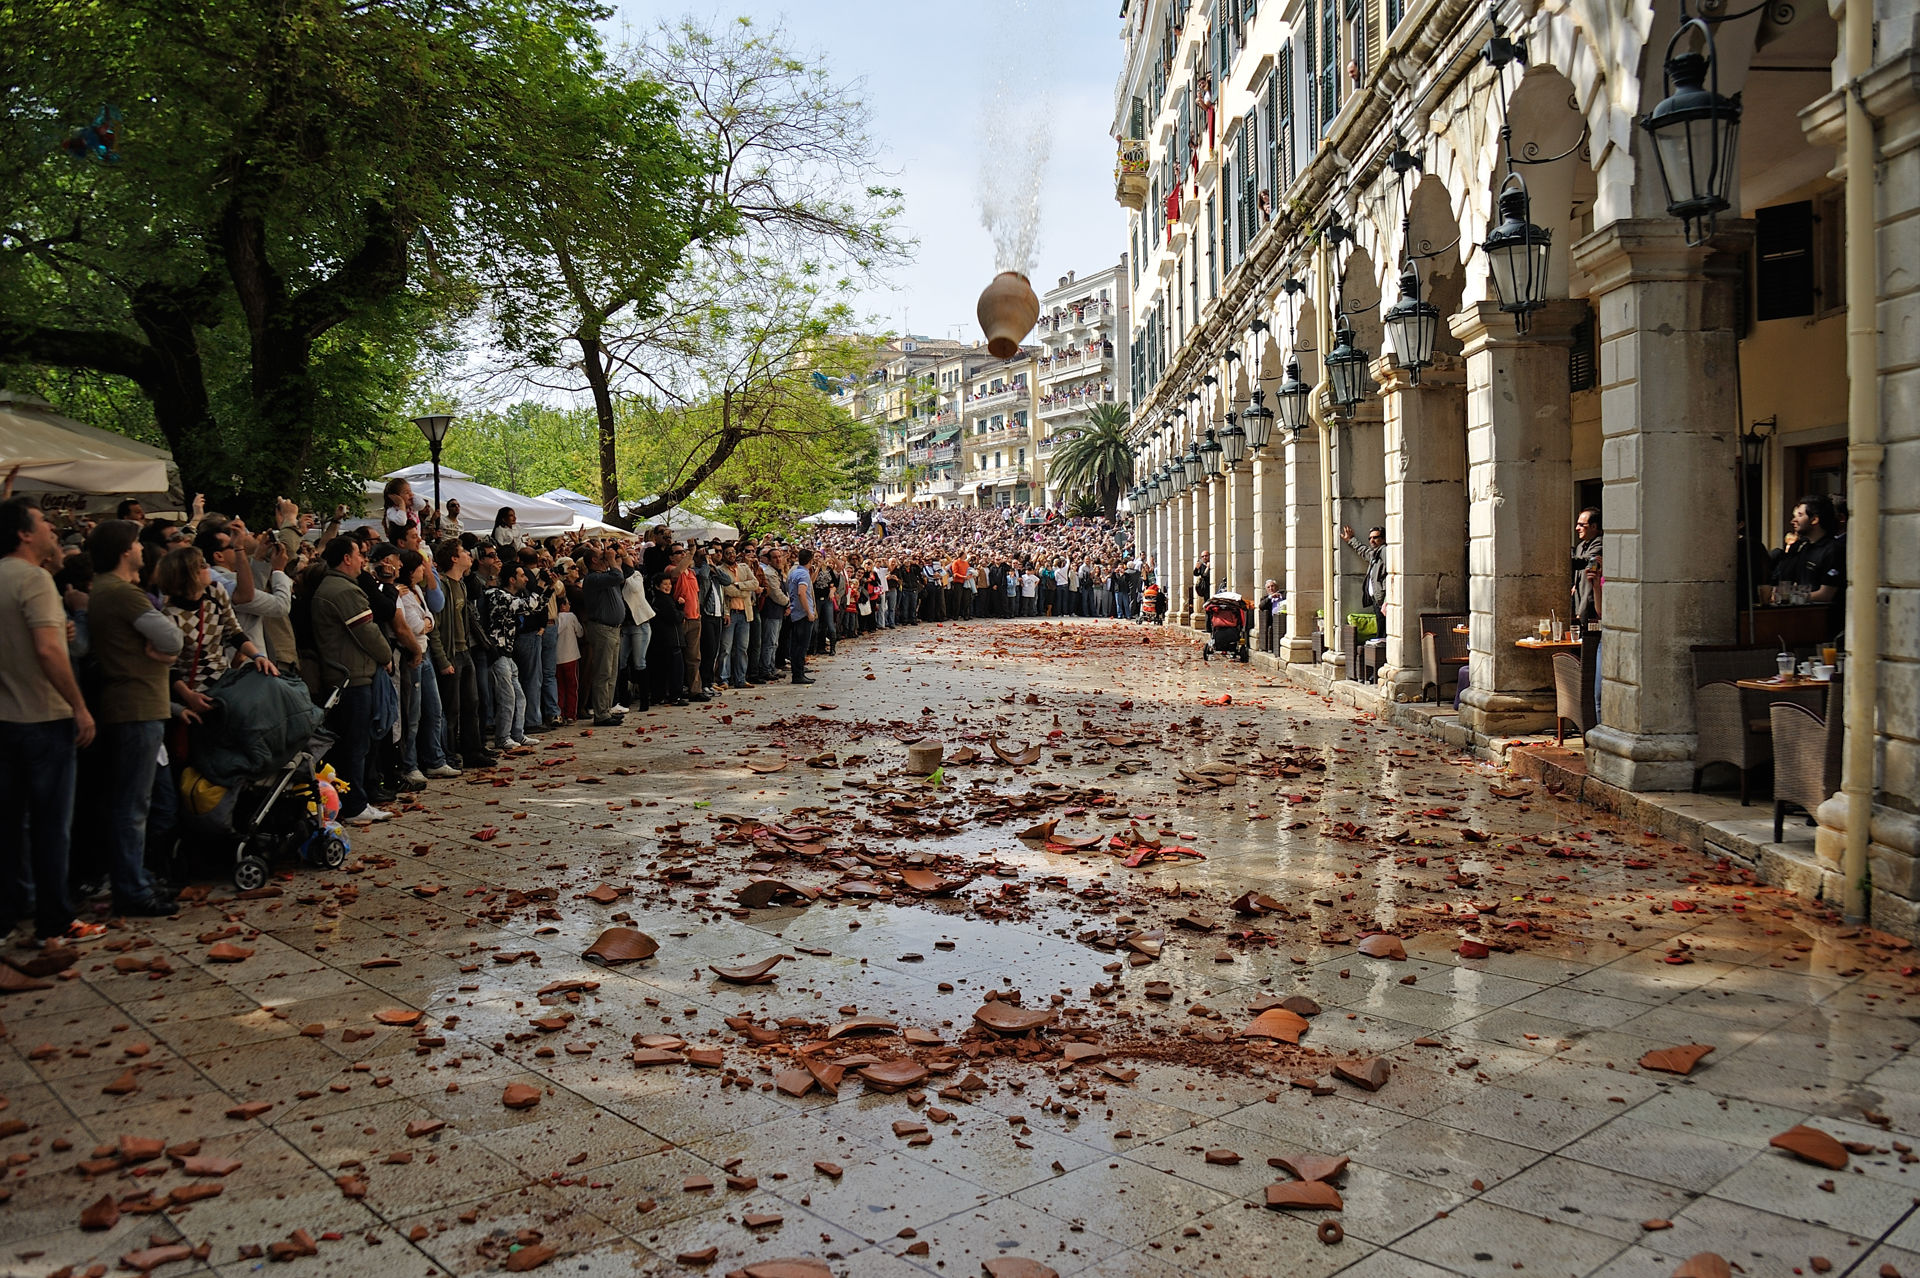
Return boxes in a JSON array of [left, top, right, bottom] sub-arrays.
[[1552, 653, 1587, 746], [1421, 614, 1469, 704], [1771, 673, 1843, 842], [1691, 646, 1818, 804]]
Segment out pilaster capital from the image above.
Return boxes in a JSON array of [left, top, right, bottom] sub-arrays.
[[1571, 218, 1753, 296], [1371, 352, 1467, 395], [1448, 299, 1588, 355], [1800, 52, 1920, 151]]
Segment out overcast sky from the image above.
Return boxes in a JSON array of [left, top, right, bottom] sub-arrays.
[[609, 0, 1133, 341]]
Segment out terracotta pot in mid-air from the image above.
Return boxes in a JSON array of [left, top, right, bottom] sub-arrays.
[[976, 271, 1040, 359]]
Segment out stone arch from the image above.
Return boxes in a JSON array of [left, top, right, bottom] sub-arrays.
[[1496, 64, 1588, 301], [1293, 297, 1321, 385], [1337, 245, 1383, 358], [1403, 173, 1466, 361]]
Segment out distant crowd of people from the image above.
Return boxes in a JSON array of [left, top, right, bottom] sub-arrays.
[[0, 489, 1152, 944]]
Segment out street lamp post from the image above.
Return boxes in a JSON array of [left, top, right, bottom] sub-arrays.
[[411, 413, 454, 522]]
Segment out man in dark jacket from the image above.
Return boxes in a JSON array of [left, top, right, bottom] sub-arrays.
[[579, 546, 627, 725], [311, 538, 394, 824]]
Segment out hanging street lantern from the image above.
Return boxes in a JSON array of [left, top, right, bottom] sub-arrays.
[[1484, 177, 1552, 332], [1383, 262, 1441, 382], [1324, 314, 1372, 414], [1182, 441, 1204, 486], [1274, 357, 1311, 436], [1641, 18, 1742, 247], [1199, 429, 1224, 477], [1219, 412, 1248, 467]]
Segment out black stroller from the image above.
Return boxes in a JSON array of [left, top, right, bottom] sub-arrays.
[[178, 664, 351, 891], [1202, 592, 1253, 662]]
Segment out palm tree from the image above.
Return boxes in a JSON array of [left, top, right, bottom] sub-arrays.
[[1045, 402, 1133, 517]]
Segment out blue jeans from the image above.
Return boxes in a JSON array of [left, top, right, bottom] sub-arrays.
[[416, 656, 448, 768], [0, 717, 78, 936], [884, 589, 898, 627], [725, 613, 752, 686], [330, 684, 375, 818], [754, 614, 784, 680], [399, 660, 423, 773], [513, 633, 542, 726], [623, 622, 650, 675], [490, 655, 525, 747], [540, 622, 559, 723], [100, 720, 164, 905]]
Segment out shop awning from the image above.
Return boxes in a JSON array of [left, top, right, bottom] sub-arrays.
[[0, 392, 179, 501]]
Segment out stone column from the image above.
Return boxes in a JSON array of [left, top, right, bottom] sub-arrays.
[[1375, 354, 1469, 701], [1172, 489, 1189, 622], [1452, 298, 1587, 737], [1229, 462, 1255, 598], [1188, 482, 1207, 624], [1282, 428, 1323, 662], [1210, 473, 1230, 606], [1573, 220, 1746, 789]]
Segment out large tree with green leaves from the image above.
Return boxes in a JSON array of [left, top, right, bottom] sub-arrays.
[[1045, 402, 1133, 517], [0, 0, 709, 515], [469, 16, 907, 524]]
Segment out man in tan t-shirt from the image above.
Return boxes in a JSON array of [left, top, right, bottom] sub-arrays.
[[0, 497, 97, 942]]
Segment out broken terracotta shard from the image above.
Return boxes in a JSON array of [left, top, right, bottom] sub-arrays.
[[1241, 1008, 1312, 1043], [582, 927, 659, 966], [501, 1082, 543, 1110], [828, 1016, 899, 1039], [1269, 1153, 1349, 1183], [1770, 1124, 1849, 1169], [503, 1243, 557, 1271], [728, 1262, 833, 1278], [1332, 1057, 1391, 1092], [858, 1059, 930, 1092], [709, 954, 789, 984], [372, 1008, 423, 1027], [980, 1262, 1060, 1278], [990, 740, 1042, 766], [734, 879, 817, 909], [1639, 1043, 1716, 1076], [1264, 1180, 1345, 1210], [1670, 1255, 1734, 1278], [1355, 933, 1406, 960], [973, 1002, 1057, 1035]]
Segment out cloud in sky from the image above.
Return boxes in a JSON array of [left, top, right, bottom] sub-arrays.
[[608, 0, 1132, 340]]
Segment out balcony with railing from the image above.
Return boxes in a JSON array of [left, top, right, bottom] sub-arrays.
[[1037, 343, 1115, 378], [971, 463, 1032, 488], [1035, 300, 1116, 335], [964, 381, 1029, 412], [1115, 138, 1147, 210], [1038, 382, 1118, 418], [906, 441, 960, 466]]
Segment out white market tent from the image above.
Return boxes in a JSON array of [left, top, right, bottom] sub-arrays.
[[799, 508, 859, 526], [527, 489, 634, 540], [0, 392, 180, 505], [380, 462, 576, 528]]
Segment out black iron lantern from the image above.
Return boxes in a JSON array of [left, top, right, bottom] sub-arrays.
[[1383, 263, 1441, 381], [1199, 429, 1224, 477], [1241, 395, 1274, 452], [1641, 19, 1742, 247], [1181, 441, 1203, 486], [1484, 178, 1552, 332], [1274, 358, 1311, 436], [1219, 412, 1248, 467], [1324, 315, 1371, 414]]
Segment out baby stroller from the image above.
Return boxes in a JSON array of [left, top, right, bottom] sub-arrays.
[[1203, 592, 1253, 662], [178, 663, 351, 891]]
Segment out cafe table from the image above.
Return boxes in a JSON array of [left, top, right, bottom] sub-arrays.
[[1733, 674, 1833, 713], [1514, 636, 1583, 650]]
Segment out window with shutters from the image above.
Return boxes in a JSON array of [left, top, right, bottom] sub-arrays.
[[1755, 201, 1815, 321], [1304, 20, 1319, 140], [1263, 70, 1279, 211], [1235, 124, 1253, 256], [1278, 42, 1296, 184], [1321, 0, 1340, 126], [1243, 108, 1259, 240], [1177, 94, 1190, 173], [1387, 0, 1404, 31], [1568, 305, 1597, 392], [1129, 96, 1146, 140], [1215, 0, 1230, 81]]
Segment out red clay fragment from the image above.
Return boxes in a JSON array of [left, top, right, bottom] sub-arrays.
[[1269, 1153, 1349, 1183], [858, 1059, 929, 1092], [80, 1194, 119, 1230], [206, 943, 253, 962], [502, 1083, 543, 1110], [709, 955, 787, 984], [225, 1101, 273, 1120], [1770, 1124, 1849, 1169], [1356, 933, 1406, 960], [582, 927, 658, 966], [981, 1262, 1060, 1278], [119, 1244, 193, 1272], [1204, 1150, 1241, 1165], [373, 1008, 423, 1027], [1639, 1044, 1715, 1076], [503, 1244, 557, 1271], [1265, 1180, 1345, 1210], [1671, 1255, 1733, 1278], [973, 1002, 1056, 1034], [729, 1262, 833, 1278], [1242, 1008, 1311, 1043], [1332, 1058, 1391, 1092], [405, 1118, 445, 1138]]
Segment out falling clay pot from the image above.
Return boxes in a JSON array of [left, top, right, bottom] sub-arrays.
[[976, 271, 1040, 359]]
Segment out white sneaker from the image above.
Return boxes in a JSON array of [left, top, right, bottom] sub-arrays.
[[403, 770, 427, 785], [347, 806, 392, 825], [425, 764, 461, 779]]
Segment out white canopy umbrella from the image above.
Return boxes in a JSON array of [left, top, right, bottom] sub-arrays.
[[0, 393, 180, 504], [799, 508, 859, 525], [380, 462, 575, 527]]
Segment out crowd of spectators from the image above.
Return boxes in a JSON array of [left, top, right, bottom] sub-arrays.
[[0, 488, 1145, 945]]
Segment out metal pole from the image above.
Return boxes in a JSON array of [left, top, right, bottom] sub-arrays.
[[430, 441, 443, 526]]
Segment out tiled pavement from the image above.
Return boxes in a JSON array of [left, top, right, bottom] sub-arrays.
[[3, 619, 1918, 1278]]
